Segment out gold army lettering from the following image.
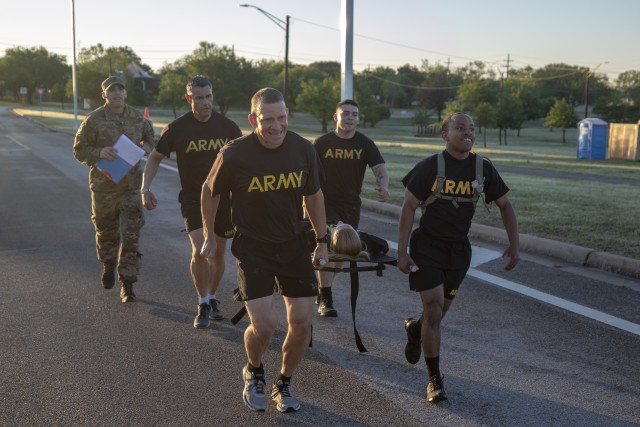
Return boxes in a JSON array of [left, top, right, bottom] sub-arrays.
[[430, 179, 474, 196], [185, 138, 228, 153], [247, 171, 304, 193], [324, 148, 363, 160]]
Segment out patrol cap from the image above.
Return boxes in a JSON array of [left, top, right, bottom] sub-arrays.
[[101, 76, 126, 91]]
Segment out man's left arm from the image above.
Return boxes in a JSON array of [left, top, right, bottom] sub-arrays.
[[371, 163, 390, 202], [303, 189, 328, 266], [140, 119, 155, 155], [494, 194, 520, 271]]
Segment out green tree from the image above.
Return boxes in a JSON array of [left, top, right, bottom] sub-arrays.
[[295, 76, 340, 132], [358, 66, 406, 107], [362, 102, 391, 128], [532, 63, 585, 112], [416, 61, 455, 121], [513, 78, 545, 123], [183, 42, 259, 115], [606, 70, 640, 122], [287, 61, 340, 113], [544, 98, 578, 142], [411, 108, 436, 136], [593, 87, 627, 122], [454, 79, 498, 115], [495, 92, 524, 145], [254, 59, 285, 92], [0, 46, 68, 103], [474, 102, 496, 147], [352, 83, 391, 128], [454, 60, 491, 81], [156, 65, 189, 118], [69, 44, 151, 108], [50, 82, 68, 109], [396, 64, 424, 107]]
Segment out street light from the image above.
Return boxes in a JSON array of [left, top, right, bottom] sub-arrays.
[[240, 4, 290, 104], [584, 61, 608, 118]]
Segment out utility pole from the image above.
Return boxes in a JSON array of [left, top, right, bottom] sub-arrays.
[[504, 54, 511, 77], [340, 0, 354, 100], [240, 4, 290, 104], [584, 61, 608, 118], [70, 0, 78, 131]]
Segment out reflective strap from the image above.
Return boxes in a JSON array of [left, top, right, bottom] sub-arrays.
[[422, 152, 485, 211]]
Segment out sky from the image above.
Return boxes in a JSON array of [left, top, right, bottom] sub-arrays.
[[2, 0, 639, 81]]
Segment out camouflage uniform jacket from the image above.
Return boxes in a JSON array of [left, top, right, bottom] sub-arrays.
[[73, 103, 155, 192]]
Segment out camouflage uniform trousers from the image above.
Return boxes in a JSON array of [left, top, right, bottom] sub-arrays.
[[91, 189, 145, 284]]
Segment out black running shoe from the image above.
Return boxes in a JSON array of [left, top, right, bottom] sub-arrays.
[[208, 298, 224, 321], [318, 298, 337, 317], [404, 318, 421, 364], [427, 374, 448, 402], [193, 303, 210, 329]]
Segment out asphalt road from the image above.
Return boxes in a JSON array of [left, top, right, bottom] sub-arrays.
[[1, 107, 639, 426]]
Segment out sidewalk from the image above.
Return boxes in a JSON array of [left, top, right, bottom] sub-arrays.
[[362, 199, 640, 280]]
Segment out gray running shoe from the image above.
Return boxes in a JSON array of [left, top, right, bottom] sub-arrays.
[[271, 379, 301, 413], [208, 298, 224, 321], [242, 366, 267, 411], [193, 303, 210, 329]]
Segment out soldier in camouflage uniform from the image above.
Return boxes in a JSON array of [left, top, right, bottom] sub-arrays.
[[73, 76, 155, 303]]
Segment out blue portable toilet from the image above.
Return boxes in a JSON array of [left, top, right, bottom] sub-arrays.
[[577, 118, 608, 159]]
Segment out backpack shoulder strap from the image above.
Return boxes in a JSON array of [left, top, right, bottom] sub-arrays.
[[423, 152, 446, 208], [472, 153, 484, 203]]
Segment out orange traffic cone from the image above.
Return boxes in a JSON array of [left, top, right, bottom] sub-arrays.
[[144, 106, 150, 120]]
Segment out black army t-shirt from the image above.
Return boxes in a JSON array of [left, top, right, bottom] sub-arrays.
[[156, 111, 242, 203], [204, 131, 321, 244], [402, 150, 509, 242], [313, 131, 385, 205]]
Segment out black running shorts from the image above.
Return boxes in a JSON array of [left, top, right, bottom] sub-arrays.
[[408, 229, 472, 300], [325, 200, 361, 229], [231, 233, 319, 301], [181, 197, 234, 238]]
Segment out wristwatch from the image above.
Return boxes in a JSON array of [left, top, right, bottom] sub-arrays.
[[316, 232, 331, 244]]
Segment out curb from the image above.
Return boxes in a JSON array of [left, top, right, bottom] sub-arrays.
[[361, 198, 640, 279]]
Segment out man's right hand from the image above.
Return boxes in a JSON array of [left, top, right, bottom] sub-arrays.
[[397, 252, 415, 274], [100, 147, 117, 161], [200, 238, 217, 263], [141, 191, 157, 210]]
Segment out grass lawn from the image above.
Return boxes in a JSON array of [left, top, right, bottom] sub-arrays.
[[12, 104, 640, 260]]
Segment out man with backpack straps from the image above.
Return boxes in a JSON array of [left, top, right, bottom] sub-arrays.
[[397, 112, 520, 403]]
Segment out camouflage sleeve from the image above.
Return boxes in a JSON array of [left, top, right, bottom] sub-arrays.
[[72, 118, 102, 166], [141, 118, 156, 151]]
